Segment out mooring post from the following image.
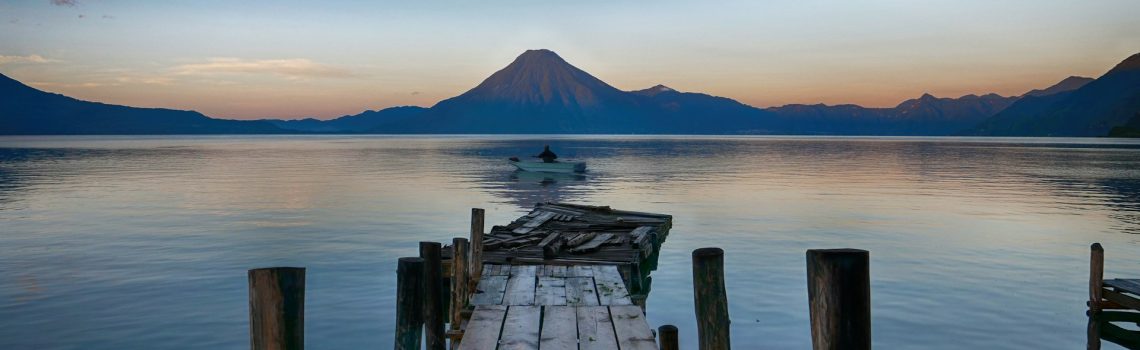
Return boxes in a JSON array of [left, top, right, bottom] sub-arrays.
[[470, 208, 485, 287], [1089, 243, 1104, 313], [806, 249, 871, 350], [421, 242, 446, 350], [395, 257, 425, 350], [451, 238, 470, 331], [692, 247, 730, 350], [658, 324, 679, 350], [248, 267, 305, 350]]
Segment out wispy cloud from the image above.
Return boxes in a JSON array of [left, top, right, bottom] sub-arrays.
[[172, 58, 356, 79], [49, 0, 79, 7], [0, 54, 58, 65]]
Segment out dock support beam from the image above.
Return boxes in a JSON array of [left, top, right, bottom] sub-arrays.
[[658, 324, 679, 350], [421, 242, 446, 350], [248, 267, 305, 350], [395, 257, 425, 350], [692, 247, 730, 350], [1090, 243, 1104, 313], [806, 249, 871, 350], [470, 208, 485, 288]]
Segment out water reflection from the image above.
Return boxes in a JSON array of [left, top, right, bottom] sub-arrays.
[[1089, 311, 1140, 349]]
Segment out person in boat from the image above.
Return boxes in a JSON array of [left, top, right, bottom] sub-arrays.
[[535, 145, 558, 163]]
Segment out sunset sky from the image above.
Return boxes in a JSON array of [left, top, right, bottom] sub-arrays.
[[2, 0, 1138, 120]]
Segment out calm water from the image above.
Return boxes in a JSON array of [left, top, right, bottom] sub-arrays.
[[1, 135, 1139, 349]]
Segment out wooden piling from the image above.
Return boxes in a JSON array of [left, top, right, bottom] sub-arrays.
[[692, 247, 730, 350], [658, 325, 679, 350], [451, 238, 471, 334], [395, 257, 425, 350], [470, 208, 485, 287], [248, 267, 305, 350], [1090, 243, 1104, 313], [421, 242, 446, 350], [806, 249, 871, 350]]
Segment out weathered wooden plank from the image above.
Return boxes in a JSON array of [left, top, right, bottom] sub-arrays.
[[629, 226, 653, 245], [513, 211, 556, 234], [535, 276, 568, 306], [499, 305, 541, 350], [484, 263, 507, 276], [570, 233, 614, 254], [565, 232, 596, 248], [610, 305, 657, 350], [577, 306, 619, 350], [458, 305, 507, 350], [593, 265, 632, 306], [1103, 289, 1140, 311], [1104, 279, 1140, 296], [503, 265, 537, 305], [569, 265, 595, 277], [470, 275, 508, 306], [566, 277, 600, 306], [540, 306, 579, 350], [551, 265, 567, 277]]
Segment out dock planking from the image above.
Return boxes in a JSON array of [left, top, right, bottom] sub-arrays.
[[460, 264, 656, 349], [449, 204, 670, 349]]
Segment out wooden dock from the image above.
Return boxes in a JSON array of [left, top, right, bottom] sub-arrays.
[[459, 264, 656, 350], [1087, 243, 1140, 349], [446, 203, 672, 349]]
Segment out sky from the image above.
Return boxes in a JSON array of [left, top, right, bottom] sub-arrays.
[[1, 0, 1139, 120]]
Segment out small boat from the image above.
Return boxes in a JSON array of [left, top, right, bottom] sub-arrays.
[[509, 157, 586, 173]]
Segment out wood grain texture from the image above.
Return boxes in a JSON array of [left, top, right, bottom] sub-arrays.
[[577, 306, 618, 350], [692, 248, 730, 350], [611, 305, 657, 350], [540, 306, 580, 350], [471, 275, 508, 306], [248, 267, 305, 350], [458, 305, 507, 350], [394, 258, 424, 350], [806, 248, 870, 350], [499, 306, 542, 350]]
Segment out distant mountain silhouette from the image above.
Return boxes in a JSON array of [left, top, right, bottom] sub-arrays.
[[365, 49, 773, 134], [0, 73, 285, 135], [972, 53, 1140, 136], [264, 106, 427, 133], [1022, 76, 1093, 97], [9, 49, 1137, 136], [764, 93, 1018, 135]]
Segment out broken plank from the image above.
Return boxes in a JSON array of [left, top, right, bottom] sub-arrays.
[[565, 232, 596, 247], [570, 233, 614, 254], [577, 306, 619, 350], [470, 275, 508, 306], [499, 305, 541, 350], [503, 265, 537, 305], [610, 305, 657, 350], [513, 211, 556, 234], [457, 305, 507, 350], [593, 265, 632, 305], [540, 306, 579, 350], [566, 277, 600, 306], [535, 276, 567, 306]]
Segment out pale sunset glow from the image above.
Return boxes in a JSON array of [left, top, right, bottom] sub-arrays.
[[2, 0, 1139, 119]]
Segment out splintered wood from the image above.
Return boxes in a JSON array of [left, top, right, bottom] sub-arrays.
[[459, 264, 656, 350], [479, 203, 672, 266]]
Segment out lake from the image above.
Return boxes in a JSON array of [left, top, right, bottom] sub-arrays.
[[1, 135, 1139, 349]]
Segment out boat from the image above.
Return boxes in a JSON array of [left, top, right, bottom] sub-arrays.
[[508, 157, 586, 173]]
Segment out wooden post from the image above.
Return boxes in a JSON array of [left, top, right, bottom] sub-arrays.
[[421, 242, 446, 350], [692, 247, 730, 350], [470, 208, 485, 287], [658, 325, 679, 350], [1090, 243, 1104, 313], [395, 257, 425, 350], [806, 249, 871, 350], [248, 267, 305, 350], [451, 238, 470, 331]]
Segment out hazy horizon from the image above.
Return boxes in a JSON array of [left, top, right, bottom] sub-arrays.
[[2, 0, 1139, 120]]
